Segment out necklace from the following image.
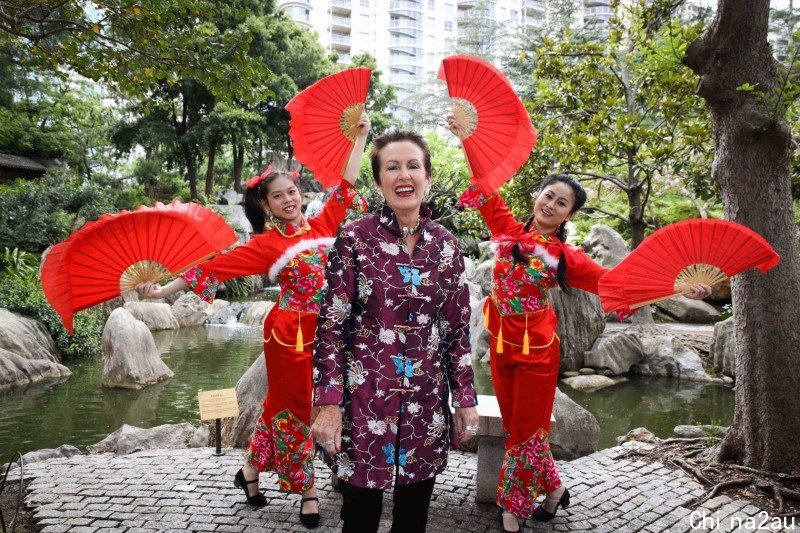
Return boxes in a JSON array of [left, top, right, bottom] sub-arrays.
[[400, 215, 422, 238]]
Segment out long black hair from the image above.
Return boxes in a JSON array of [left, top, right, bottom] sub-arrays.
[[511, 173, 587, 293], [242, 171, 300, 234]]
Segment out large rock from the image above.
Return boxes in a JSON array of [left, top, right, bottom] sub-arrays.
[[632, 327, 711, 381], [581, 224, 629, 268], [550, 288, 606, 371], [221, 353, 267, 447], [469, 297, 490, 361], [551, 389, 600, 460], [616, 427, 656, 445], [655, 296, 721, 324], [561, 374, 623, 391], [240, 301, 275, 328], [171, 292, 211, 327], [584, 331, 645, 375], [87, 423, 210, 455], [0, 309, 70, 389], [101, 308, 174, 389], [473, 259, 494, 298], [0, 308, 59, 362], [205, 301, 249, 325], [674, 424, 728, 439], [710, 316, 736, 378], [463, 256, 477, 282], [123, 302, 179, 331], [0, 348, 71, 389], [211, 204, 252, 243]]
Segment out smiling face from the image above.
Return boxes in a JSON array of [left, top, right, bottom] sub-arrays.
[[375, 140, 432, 218], [533, 181, 577, 234], [262, 175, 303, 226]]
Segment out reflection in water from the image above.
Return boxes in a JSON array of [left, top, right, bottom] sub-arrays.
[[471, 362, 734, 449], [0, 325, 263, 456], [0, 324, 733, 456]]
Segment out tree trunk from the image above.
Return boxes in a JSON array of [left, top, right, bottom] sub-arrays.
[[205, 138, 218, 198], [257, 138, 263, 171], [181, 141, 198, 201], [684, 0, 800, 472], [233, 141, 245, 193], [286, 133, 294, 167]]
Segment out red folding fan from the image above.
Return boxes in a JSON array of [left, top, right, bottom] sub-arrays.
[[438, 55, 538, 197], [41, 200, 237, 333], [286, 68, 372, 188], [598, 219, 780, 312]]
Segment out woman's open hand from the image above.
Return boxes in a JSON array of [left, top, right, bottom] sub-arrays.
[[446, 113, 464, 139], [135, 281, 164, 300], [311, 405, 342, 456]]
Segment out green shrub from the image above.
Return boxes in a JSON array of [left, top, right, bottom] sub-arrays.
[[0, 274, 103, 360]]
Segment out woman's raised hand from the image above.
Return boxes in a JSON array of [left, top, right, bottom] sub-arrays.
[[135, 281, 163, 300], [684, 283, 712, 300], [446, 113, 467, 140], [356, 112, 371, 139]]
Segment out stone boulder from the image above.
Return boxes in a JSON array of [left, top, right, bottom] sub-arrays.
[[464, 256, 476, 282], [101, 308, 174, 389], [674, 425, 728, 439], [550, 288, 606, 371], [632, 328, 711, 381], [0, 308, 59, 362], [221, 353, 267, 447], [581, 224, 629, 268], [551, 389, 600, 460], [469, 297, 490, 361], [473, 259, 494, 298], [0, 309, 70, 389], [87, 423, 210, 455], [205, 301, 249, 325], [616, 427, 656, 445], [240, 301, 275, 328], [217, 189, 243, 206], [655, 296, 721, 324], [561, 375, 623, 391], [171, 292, 211, 327], [710, 317, 736, 378], [211, 204, 252, 242], [123, 302, 179, 331], [584, 331, 645, 375]]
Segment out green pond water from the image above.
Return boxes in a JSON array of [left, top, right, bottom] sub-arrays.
[[0, 324, 734, 458]]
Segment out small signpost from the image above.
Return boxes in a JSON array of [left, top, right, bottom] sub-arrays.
[[198, 388, 240, 456]]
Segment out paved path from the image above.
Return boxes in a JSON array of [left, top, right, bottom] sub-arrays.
[[22, 444, 789, 532]]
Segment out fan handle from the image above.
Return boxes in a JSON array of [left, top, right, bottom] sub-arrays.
[[629, 263, 727, 309], [119, 252, 220, 296]]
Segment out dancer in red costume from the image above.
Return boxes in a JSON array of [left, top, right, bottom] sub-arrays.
[[448, 116, 711, 532], [138, 114, 370, 529]]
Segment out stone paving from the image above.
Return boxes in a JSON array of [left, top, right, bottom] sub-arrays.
[[21, 444, 795, 532]]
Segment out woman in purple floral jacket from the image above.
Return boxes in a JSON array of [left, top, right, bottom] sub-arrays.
[[311, 130, 480, 533]]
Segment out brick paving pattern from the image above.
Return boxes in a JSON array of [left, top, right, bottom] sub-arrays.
[[22, 445, 795, 532]]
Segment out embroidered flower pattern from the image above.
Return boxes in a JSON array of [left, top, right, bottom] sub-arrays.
[[497, 428, 561, 518], [245, 409, 314, 493], [457, 184, 491, 209], [180, 266, 220, 303]]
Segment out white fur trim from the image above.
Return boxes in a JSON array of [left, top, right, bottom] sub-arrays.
[[268, 237, 337, 281], [489, 241, 560, 268]]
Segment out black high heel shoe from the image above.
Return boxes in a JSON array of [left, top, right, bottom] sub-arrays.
[[496, 508, 521, 533], [233, 469, 267, 507], [532, 487, 570, 522], [299, 497, 321, 528]]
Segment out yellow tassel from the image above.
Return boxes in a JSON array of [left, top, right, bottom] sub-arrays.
[[522, 313, 530, 355], [496, 325, 504, 354], [295, 314, 304, 352], [483, 307, 489, 330]]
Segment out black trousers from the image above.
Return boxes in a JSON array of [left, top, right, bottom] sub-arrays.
[[339, 477, 436, 533]]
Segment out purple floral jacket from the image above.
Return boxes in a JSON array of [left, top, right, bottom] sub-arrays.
[[313, 204, 477, 489]]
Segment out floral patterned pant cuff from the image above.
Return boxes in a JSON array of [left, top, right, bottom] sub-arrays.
[[496, 428, 561, 518], [244, 409, 315, 494]]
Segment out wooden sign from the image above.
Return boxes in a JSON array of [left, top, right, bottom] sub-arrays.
[[198, 388, 240, 421]]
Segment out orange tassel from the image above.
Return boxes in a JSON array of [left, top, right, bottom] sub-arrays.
[[523, 313, 530, 355], [483, 306, 489, 330], [496, 323, 504, 354], [295, 314, 304, 352]]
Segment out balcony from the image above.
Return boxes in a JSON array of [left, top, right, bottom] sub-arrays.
[[330, 33, 351, 50], [389, 18, 423, 30], [524, 0, 545, 13], [585, 6, 613, 15], [390, 0, 422, 11], [389, 45, 421, 56], [337, 54, 352, 65], [330, 15, 351, 32], [584, 0, 611, 7], [331, 0, 351, 14], [458, 0, 480, 8]]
